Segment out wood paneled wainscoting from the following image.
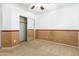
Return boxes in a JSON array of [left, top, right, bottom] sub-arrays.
[[27, 29, 34, 41], [1, 29, 79, 47], [35, 29, 78, 47], [2, 30, 19, 47]]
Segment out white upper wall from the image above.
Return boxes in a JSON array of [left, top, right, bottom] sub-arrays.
[[35, 4, 79, 30], [0, 4, 2, 30], [1, 3, 79, 30], [2, 3, 36, 30]]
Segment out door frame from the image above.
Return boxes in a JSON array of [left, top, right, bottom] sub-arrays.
[[19, 16, 27, 42]]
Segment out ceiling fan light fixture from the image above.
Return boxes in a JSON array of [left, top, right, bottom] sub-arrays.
[[28, 3, 56, 14], [31, 5, 35, 9], [40, 6, 44, 10]]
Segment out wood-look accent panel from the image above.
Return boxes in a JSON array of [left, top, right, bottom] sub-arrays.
[[36, 30, 78, 46], [27, 29, 34, 41], [2, 32, 12, 47], [2, 30, 19, 47], [49, 31, 78, 46], [36, 30, 50, 40], [11, 32, 19, 46], [78, 32, 79, 47]]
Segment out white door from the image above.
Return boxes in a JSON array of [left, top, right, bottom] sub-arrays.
[[20, 16, 27, 42]]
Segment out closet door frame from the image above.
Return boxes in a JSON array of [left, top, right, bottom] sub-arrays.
[[20, 16, 27, 42]]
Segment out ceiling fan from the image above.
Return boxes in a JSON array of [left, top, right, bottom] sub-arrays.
[[28, 3, 56, 14]]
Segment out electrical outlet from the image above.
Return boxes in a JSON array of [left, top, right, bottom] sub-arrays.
[[14, 40, 16, 43]]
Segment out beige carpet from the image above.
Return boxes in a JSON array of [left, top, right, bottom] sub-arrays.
[[0, 39, 79, 56]]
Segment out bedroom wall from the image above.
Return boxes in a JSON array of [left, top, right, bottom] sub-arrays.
[[36, 30, 78, 46], [2, 3, 35, 30], [35, 4, 79, 30], [1, 3, 35, 47], [35, 4, 79, 47]]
